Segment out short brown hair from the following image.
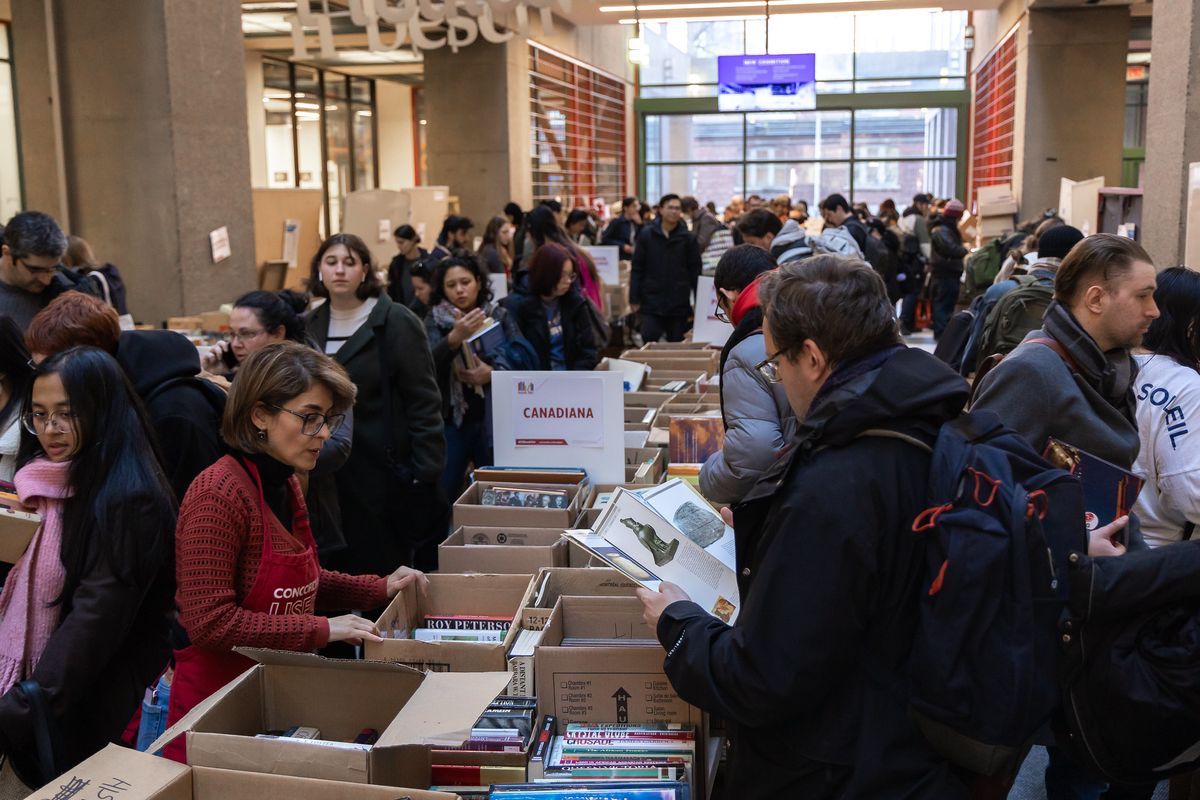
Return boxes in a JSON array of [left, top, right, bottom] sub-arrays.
[[307, 233, 382, 301], [222, 341, 357, 453], [758, 254, 900, 367], [679, 196, 700, 213], [26, 291, 120, 357], [1054, 234, 1153, 306]]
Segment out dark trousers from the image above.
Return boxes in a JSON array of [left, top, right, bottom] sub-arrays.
[[900, 289, 921, 332], [932, 274, 960, 339], [641, 313, 689, 343], [440, 417, 492, 502]]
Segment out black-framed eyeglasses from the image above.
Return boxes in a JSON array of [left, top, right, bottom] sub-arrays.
[[268, 403, 345, 437], [15, 258, 61, 277], [754, 351, 785, 384], [713, 296, 731, 324]]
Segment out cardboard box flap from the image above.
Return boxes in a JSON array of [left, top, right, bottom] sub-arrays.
[[23, 744, 191, 800], [378, 670, 511, 748], [148, 664, 262, 755]]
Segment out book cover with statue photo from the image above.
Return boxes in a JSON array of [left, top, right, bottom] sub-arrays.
[[565, 488, 741, 624]]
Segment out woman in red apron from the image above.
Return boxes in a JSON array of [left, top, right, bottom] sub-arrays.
[[164, 342, 427, 762]]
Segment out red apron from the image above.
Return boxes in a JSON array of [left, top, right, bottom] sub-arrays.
[[163, 458, 320, 762]]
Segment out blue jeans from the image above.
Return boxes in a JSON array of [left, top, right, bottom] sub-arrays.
[[900, 289, 921, 331], [932, 274, 960, 339], [1045, 746, 1108, 800], [441, 417, 492, 502]]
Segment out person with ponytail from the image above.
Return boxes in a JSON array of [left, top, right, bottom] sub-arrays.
[[0, 347, 177, 789]]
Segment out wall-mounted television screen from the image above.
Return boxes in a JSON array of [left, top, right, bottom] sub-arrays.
[[717, 53, 816, 111]]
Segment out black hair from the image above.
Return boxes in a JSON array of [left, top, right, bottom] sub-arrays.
[[820, 193, 851, 213], [410, 258, 435, 284], [1143, 266, 1200, 371], [659, 194, 681, 209], [233, 290, 307, 343], [566, 209, 591, 228], [432, 253, 493, 309], [621, 197, 637, 209], [0, 315, 32, 428], [539, 199, 563, 213], [714, 245, 777, 293], [736, 208, 783, 239], [1, 211, 68, 260], [18, 347, 175, 608], [437, 215, 474, 246], [393, 224, 420, 243], [640, 203, 652, 219], [527, 205, 567, 248], [277, 288, 311, 315], [504, 202, 524, 225]]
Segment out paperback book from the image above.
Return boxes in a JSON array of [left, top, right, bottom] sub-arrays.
[[483, 486, 570, 509], [565, 488, 740, 624]]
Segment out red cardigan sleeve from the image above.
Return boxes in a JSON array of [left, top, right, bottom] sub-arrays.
[[175, 468, 332, 652], [316, 570, 389, 612]]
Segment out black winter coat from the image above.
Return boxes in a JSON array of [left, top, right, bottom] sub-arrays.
[[600, 216, 639, 254], [930, 217, 968, 279], [630, 219, 701, 317], [510, 288, 599, 372], [306, 294, 446, 574], [656, 347, 972, 800], [115, 330, 226, 501], [0, 496, 174, 782]]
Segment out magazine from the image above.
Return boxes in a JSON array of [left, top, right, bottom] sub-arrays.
[[636, 478, 736, 571], [566, 488, 740, 624]]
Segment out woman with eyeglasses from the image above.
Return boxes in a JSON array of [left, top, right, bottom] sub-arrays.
[[202, 291, 354, 561], [510, 243, 599, 372], [164, 342, 426, 762], [0, 347, 175, 789]]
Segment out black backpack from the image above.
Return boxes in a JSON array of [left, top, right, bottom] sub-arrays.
[[932, 296, 983, 372], [871, 411, 1085, 777]]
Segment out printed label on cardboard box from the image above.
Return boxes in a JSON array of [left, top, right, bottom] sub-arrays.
[[548, 671, 697, 726]]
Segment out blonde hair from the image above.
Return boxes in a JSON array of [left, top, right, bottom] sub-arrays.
[[222, 341, 356, 452]]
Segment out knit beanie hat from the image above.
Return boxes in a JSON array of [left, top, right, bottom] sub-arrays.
[[1038, 225, 1084, 260], [942, 199, 964, 220]]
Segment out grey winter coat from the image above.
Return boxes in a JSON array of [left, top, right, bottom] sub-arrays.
[[699, 329, 797, 505]]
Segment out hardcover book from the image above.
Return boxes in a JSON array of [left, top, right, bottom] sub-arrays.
[[1043, 437, 1146, 544]]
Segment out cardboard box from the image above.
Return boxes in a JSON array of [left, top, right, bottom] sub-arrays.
[[977, 184, 1019, 216], [521, 567, 641, 631], [625, 447, 665, 484], [153, 649, 510, 788], [24, 743, 458, 800], [165, 316, 203, 332], [620, 352, 718, 378], [623, 391, 674, 411], [453, 481, 583, 529], [978, 214, 1014, 239], [471, 468, 588, 488], [0, 508, 40, 564], [572, 508, 603, 533], [365, 573, 535, 672], [198, 311, 230, 332], [640, 341, 715, 351], [595, 357, 651, 392], [642, 371, 706, 392], [438, 527, 568, 574], [536, 596, 700, 727]]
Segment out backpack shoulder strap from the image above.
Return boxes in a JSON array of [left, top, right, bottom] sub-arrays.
[[856, 428, 935, 454], [1026, 336, 1081, 375]]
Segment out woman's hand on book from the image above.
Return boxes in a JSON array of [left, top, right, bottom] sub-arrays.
[[447, 307, 487, 348], [386, 565, 430, 598], [637, 582, 692, 631], [456, 362, 493, 386]]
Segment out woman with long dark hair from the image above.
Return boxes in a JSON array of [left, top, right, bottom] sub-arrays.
[[0, 347, 176, 789], [0, 316, 32, 487], [425, 254, 522, 499], [303, 233, 445, 571], [510, 243, 599, 372], [1133, 266, 1200, 547], [524, 206, 604, 310]]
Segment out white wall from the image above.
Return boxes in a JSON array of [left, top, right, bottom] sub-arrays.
[[245, 52, 268, 188], [376, 79, 415, 189]]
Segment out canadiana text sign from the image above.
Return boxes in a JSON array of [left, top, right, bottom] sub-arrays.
[[290, 0, 573, 57]]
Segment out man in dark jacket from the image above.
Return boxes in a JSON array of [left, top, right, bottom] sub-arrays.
[[630, 194, 702, 343], [929, 198, 967, 339], [972, 233, 1159, 799], [640, 255, 971, 799], [601, 197, 642, 257], [0, 211, 104, 329], [115, 330, 226, 501]]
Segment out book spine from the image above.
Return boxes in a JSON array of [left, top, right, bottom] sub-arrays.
[[412, 628, 503, 643], [565, 722, 690, 733], [429, 764, 526, 786], [487, 696, 538, 709], [507, 653, 533, 697], [424, 616, 513, 631]]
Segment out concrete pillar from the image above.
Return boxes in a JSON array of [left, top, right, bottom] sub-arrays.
[[423, 37, 531, 226], [10, 0, 69, 222], [1015, 8, 1128, 220], [1142, 0, 1200, 267], [12, 0, 256, 323]]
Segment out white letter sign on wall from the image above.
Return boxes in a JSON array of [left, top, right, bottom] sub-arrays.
[[289, 0, 572, 58]]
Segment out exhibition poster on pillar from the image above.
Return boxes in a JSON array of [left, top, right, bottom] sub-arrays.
[[510, 374, 606, 447]]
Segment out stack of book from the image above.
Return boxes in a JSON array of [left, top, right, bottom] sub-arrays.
[[379, 613, 513, 643], [488, 783, 690, 799], [531, 723, 696, 788], [430, 697, 539, 796]]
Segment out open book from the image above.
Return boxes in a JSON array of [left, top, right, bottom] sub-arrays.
[[565, 486, 740, 624]]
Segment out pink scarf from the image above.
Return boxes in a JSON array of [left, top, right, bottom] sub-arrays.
[[0, 458, 72, 696]]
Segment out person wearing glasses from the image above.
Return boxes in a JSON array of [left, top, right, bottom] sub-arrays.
[[698, 246, 795, 506], [0, 347, 176, 789], [165, 342, 426, 762], [0, 212, 76, 329], [510, 243, 599, 372], [639, 255, 975, 799]]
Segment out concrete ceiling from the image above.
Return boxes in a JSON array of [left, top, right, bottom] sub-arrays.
[[561, 0, 1005, 26]]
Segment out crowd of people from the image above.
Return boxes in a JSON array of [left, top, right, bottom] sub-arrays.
[[0, 185, 1197, 800]]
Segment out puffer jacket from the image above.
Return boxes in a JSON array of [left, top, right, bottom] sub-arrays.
[[769, 219, 812, 264], [699, 305, 796, 505], [929, 216, 968, 279]]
